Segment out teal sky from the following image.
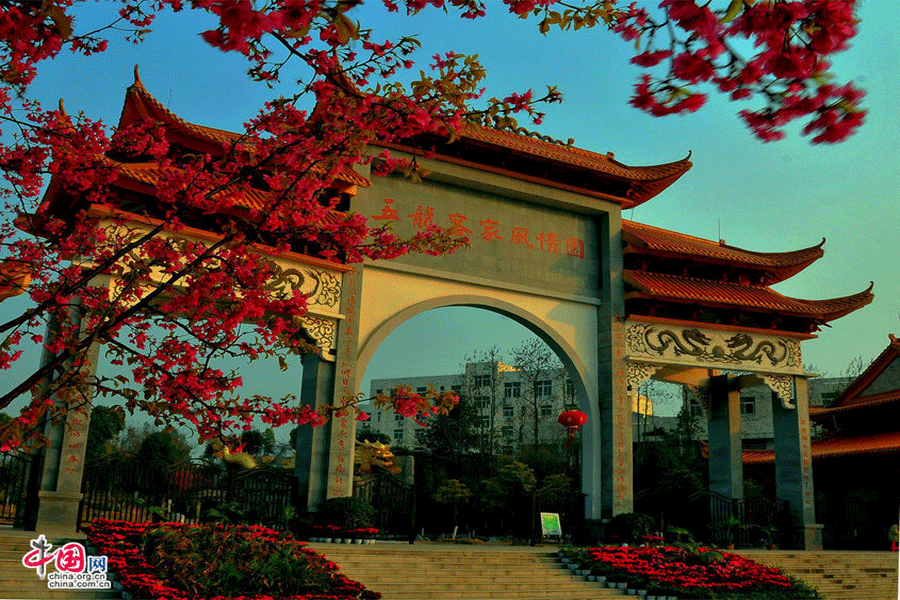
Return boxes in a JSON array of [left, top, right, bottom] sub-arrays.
[[2, 2, 897, 429]]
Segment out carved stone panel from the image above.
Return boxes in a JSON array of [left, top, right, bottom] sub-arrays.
[[762, 374, 795, 409], [270, 267, 342, 312], [299, 315, 338, 361], [625, 320, 803, 374], [625, 362, 664, 393]]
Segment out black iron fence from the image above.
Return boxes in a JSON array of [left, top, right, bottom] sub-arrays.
[[79, 455, 296, 531], [709, 491, 790, 547], [0, 450, 39, 528], [354, 469, 416, 542]]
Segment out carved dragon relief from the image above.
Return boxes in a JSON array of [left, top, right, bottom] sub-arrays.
[[626, 322, 802, 371], [269, 267, 342, 309], [299, 315, 337, 361]]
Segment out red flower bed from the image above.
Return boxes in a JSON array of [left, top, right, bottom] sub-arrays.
[[83, 519, 379, 600], [587, 546, 819, 599]]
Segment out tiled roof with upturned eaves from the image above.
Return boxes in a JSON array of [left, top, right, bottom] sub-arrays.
[[624, 269, 874, 323], [623, 220, 824, 283]]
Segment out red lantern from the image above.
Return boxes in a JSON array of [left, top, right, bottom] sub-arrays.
[[557, 410, 588, 448]]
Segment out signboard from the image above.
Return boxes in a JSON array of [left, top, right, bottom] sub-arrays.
[[540, 512, 563, 539], [361, 175, 601, 297]]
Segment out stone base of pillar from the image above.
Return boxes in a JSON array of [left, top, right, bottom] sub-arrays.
[[34, 490, 83, 535], [799, 523, 824, 550]]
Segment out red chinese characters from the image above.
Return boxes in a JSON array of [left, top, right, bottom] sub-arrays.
[[370, 197, 586, 259]]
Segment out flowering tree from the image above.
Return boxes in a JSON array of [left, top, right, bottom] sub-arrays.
[[0, 1, 864, 450]]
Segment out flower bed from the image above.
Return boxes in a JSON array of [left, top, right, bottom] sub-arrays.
[[309, 524, 379, 542], [83, 519, 380, 600], [563, 545, 820, 599]]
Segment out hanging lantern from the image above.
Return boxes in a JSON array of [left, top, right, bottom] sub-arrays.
[[557, 410, 588, 448]]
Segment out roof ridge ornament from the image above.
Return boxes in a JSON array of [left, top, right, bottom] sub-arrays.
[[132, 64, 144, 89]]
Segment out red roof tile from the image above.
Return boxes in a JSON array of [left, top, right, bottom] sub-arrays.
[[623, 220, 824, 283], [742, 430, 900, 464], [119, 67, 369, 189], [107, 158, 345, 225], [624, 270, 873, 323]]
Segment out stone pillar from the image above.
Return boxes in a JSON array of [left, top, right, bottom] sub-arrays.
[[294, 353, 335, 510], [325, 267, 363, 500], [598, 214, 632, 519], [34, 313, 100, 535], [706, 374, 744, 504], [772, 376, 822, 550]]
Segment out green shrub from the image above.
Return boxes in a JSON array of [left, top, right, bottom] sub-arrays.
[[607, 512, 654, 544], [317, 496, 375, 529]]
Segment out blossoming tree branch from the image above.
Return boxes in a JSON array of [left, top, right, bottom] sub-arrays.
[[0, 0, 864, 450]]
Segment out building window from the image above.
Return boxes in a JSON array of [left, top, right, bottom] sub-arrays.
[[416, 386, 427, 394], [536, 380, 552, 396], [565, 378, 574, 398], [474, 374, 491, 388], [504, 382, 521, 399], [480, 416, 490, 427], [475, 394, 490, 408], [503, 406, 514, 418], [375, 389, 383, 395], [502, 426, 514, 438], [740, 396, 756, 415], [540, 405, 553, 417], [451, 385, 462, 394], [393, 430, 404, 441], [395, 414, 404, 421]]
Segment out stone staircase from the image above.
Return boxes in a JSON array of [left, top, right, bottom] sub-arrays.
[[0, 529, 121, 600], [737, 549, 898, 600], [308, 542, 627, 600]]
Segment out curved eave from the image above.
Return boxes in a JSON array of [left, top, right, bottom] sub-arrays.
[[29, 156, 354, 237], [623, 220, 825, 282], [820, 334, 900, 411], [810, 389, 900, 419], [743, 430, 900, 464], [624, 270, 874, 324], [119, 67, 370, 189], [374, 124, 691, 206], [0, 261, 31, 302]]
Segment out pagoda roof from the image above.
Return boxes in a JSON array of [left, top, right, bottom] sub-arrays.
[[118, 66, 370, 188], [622, 220, 825, 283], [741, 430, 900, 464], [624, 269, 874, 326], [320, 64, 692, 208], [811, 334, 900, 418], [445, 126, 693, 208]]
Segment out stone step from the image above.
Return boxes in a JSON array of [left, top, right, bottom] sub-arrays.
[[735, 549, 898, 600]]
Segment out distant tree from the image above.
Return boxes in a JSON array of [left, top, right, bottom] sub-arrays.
[[418, 394, 481, 471], [239, 430, 265, 455], [356, 428, 391, 445], [85, 405, 125, 461], [135, 430, 192, 471], [510, 339, 561, 448], [464, 347, 507, 465], [481, 460, 537, 511]]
